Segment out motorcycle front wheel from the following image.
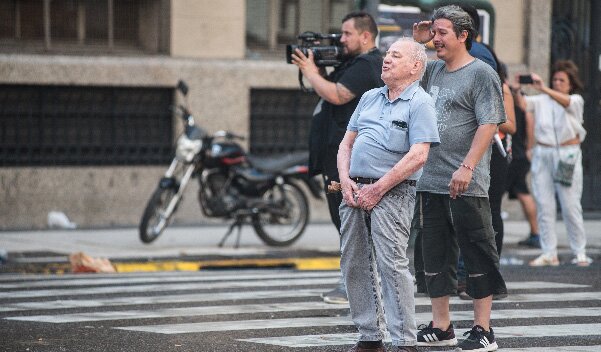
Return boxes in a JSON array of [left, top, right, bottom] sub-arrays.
[[252, 182, 309, 247], [139, 187, 178, 244]]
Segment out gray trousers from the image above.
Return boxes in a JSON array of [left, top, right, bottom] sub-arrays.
[[340, 182, 417, 347]]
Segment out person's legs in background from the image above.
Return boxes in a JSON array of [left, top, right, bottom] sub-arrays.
[[489, 146, 508, 255], [321, 173, 348, 303], [412, 193, 427, 295], [554, 147, 591, 266], [529, 146, 560, 266], [509, 158, 541, 248], [516, 191, 540, 246], [321, 148, 347, 304]]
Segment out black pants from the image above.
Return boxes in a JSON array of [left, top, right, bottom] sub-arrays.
[[322, 147, 342, 232], [416, 193, 506, 299], [489, 146, 508, 254]]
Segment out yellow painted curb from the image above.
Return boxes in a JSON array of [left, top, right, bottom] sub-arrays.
[[113, 257, 340, 273]]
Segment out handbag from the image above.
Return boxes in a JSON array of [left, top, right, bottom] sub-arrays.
[[551, 108, 577, 186], [553, 157, 576, 186]]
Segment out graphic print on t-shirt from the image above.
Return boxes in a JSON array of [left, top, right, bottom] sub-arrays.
[[428, 85, 455, 134]]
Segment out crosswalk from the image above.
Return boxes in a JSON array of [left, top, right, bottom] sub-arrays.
[[1, 269, 600, 351]]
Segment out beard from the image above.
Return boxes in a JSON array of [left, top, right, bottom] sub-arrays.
[[342, 45, 360, 59]]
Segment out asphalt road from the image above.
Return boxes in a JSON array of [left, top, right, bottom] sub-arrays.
[[1, 254, 600, 352]]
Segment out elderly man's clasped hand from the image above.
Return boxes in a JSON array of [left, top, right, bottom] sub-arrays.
[[341, 179, 384, 211]]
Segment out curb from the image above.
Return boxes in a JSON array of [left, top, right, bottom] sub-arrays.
[[0, 256, 341, 275]]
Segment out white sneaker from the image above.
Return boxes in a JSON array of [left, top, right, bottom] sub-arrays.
[[321, 286, 348, 304], [529, 253, 559, 267], [571, 254, 593, 267]]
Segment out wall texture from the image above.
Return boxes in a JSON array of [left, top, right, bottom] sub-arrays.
[[0, 55, 333, 230], [0, 0, 550, 229], [170, 0, 246, 59]]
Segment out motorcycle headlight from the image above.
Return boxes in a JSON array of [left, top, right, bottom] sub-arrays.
[[175, 135, 202, 163]]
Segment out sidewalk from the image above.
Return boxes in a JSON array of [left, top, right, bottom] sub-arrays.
[[1, 219, 599, 273]]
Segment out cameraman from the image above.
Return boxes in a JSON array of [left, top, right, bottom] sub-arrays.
[[291, 11, 383, 304]]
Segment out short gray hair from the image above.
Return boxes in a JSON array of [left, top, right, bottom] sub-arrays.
[[431, 5, 475, 50], [394, 37, 427, 78]]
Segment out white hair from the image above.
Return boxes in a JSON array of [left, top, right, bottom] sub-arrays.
[[392, 37, 427, 78]]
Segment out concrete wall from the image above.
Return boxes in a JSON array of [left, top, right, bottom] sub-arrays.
[[490, 0, 525, 65], [490, 0, 552, 83], [0, 0, 555, 229], [170, 0, 245, 59], [0, 54, 333, 230]]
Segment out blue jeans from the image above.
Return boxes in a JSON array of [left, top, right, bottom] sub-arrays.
[[340, 182, 417, 347]]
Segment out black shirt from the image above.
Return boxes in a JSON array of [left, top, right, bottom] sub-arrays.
[[512, 106, 527, 160], [308, 48, 384, 176]]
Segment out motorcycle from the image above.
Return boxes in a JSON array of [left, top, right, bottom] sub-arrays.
[[139, 81, 322, 247]]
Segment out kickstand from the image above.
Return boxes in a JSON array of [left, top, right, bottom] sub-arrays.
[[218, 217, 244, 248]]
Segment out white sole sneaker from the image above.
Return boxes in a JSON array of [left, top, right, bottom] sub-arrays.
[[416, 338, 458, 347], [456, 341, 498, 351]]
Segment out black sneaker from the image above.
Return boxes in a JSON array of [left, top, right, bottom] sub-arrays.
[[517, 233, 541, 248], [416, 321, 458, 346], [457, 325, 498, 351]]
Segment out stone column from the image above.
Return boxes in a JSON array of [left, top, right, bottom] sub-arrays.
[[525, 0, 553, 82]]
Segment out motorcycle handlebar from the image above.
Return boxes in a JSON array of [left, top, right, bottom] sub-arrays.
[[213, 130, 245, 141], [170, 105, 191, 119]]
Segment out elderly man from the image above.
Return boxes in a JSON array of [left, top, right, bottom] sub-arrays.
[[291, 11, 384, 304], [338, 38, 440, 352]]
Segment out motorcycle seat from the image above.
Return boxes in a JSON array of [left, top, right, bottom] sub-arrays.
[[246, 151, 309, 173]]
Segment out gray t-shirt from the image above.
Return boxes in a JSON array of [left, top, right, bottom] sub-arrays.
[[417, 59, 506, 196], [347, 81, 439, 180]]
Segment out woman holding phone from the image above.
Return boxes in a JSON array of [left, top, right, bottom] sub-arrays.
[[515, 60, 591, 267]]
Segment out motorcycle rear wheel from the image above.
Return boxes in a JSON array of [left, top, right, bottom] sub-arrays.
[[139, 187, 178, 244], [252, 182, 309, 247]]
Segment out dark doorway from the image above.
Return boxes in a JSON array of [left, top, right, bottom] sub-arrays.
[[552, 0, 601, 212]]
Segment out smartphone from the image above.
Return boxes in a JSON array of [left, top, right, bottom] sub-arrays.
[[519, 74, 534, 84]]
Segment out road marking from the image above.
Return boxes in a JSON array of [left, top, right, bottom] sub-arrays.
[[242, 326, 601, 348], [113, 308, 601, 334], [0, 289, 323, 312], [116, 316, 351, 334], [0, 269, 269, 282], [0, 271, 340, 289], [0, 280, 585, 299], [6, 301, 346, 323], [3, 289, 599, 313], [0, 277, 339, 299]]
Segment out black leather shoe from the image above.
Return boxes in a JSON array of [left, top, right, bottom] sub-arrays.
[[347, 341, 386, 352]]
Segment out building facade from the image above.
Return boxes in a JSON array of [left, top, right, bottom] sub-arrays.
[[0, 0, 597, 229]]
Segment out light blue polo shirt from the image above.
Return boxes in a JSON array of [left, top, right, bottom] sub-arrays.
[[347, 80, 439, 180]]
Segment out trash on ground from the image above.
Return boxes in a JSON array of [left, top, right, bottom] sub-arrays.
[[69, 252, 116, 273], [47, 211, 77, 229]]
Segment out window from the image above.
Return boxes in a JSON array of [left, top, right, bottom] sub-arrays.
[[249, 89, 318, 155], [0, 85, 173, 166], [0, 0, 163, 54], [246, 0, 351, 59]]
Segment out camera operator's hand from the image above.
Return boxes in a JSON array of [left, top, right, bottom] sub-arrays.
[[291, 47, 353, 105], [413, 21, 434, 44], [291, 49, 320, 78]]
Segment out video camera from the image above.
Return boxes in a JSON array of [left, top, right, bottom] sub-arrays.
[[286, 31, 344, 67]]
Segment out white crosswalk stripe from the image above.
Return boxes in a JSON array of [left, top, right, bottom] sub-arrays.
[[1, 270, 600, 351]]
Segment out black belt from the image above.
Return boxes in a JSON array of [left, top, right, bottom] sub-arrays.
[[351, 177, 416, 186]]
